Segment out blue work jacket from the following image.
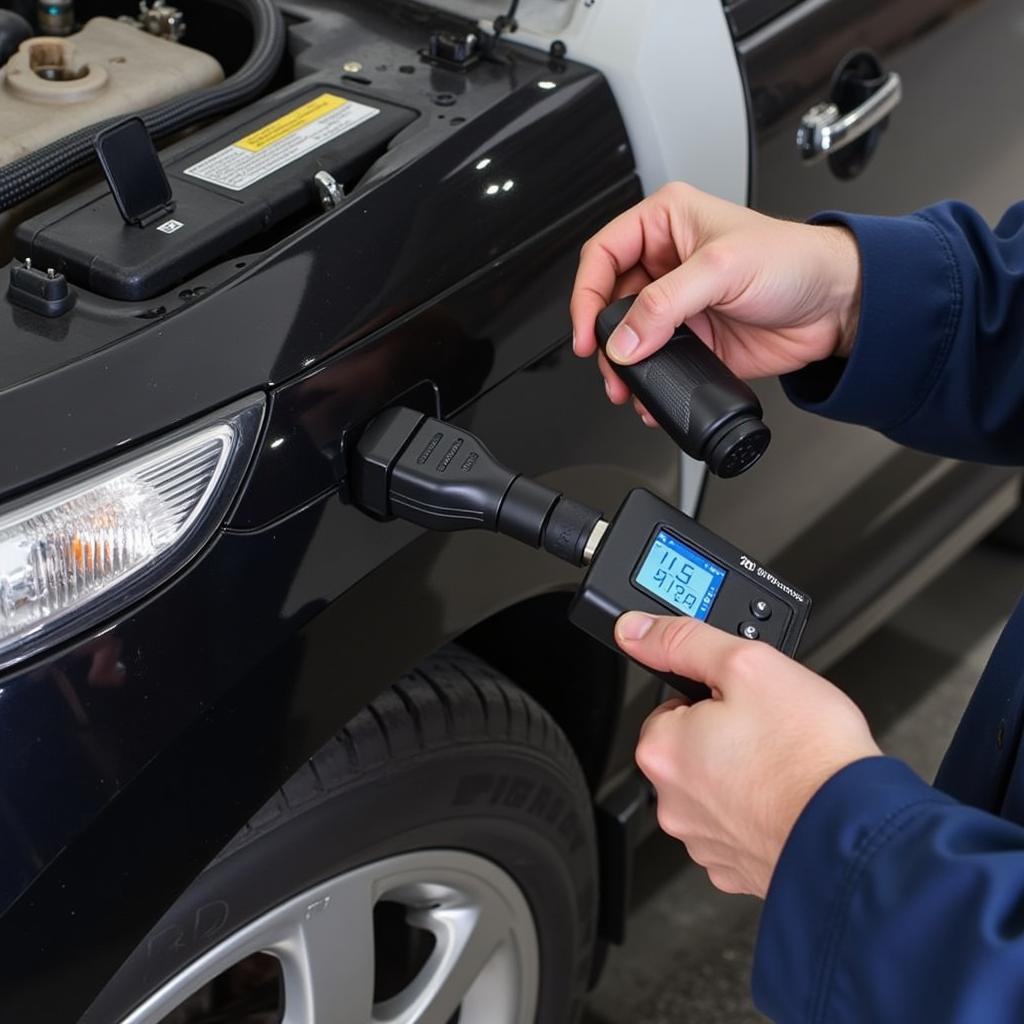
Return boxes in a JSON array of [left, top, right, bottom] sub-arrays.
[[753, 200, 1024, 1023]]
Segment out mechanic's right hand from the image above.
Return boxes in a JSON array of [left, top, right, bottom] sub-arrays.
[[617, 611, 881, 898], [569, 182, 863, 424]]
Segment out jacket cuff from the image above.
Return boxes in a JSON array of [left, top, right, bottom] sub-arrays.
[[751, 756, 948, 1022], [782, 211, 963, 432]]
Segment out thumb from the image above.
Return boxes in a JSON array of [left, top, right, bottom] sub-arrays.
[[605, 248, 728, 364], [615, 612, 748, 692]]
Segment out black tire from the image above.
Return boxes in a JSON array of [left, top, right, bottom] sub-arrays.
[[85, 647, 599, 1024]]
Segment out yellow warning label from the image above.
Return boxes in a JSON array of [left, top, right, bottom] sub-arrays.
[[235, 94, 348, 153], [184, 92, 380, 191]]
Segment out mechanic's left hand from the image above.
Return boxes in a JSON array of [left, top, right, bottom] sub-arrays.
[[617, 611, 882, 898]]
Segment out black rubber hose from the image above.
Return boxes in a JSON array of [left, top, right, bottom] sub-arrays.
[[0, 0, 286, 211], [0, 10, 31, 64]]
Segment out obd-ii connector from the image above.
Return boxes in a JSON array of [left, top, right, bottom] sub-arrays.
[[351, 406, 607, 568]]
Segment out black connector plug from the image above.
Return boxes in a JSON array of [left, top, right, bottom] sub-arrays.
[[352, 407, 604, 567], [8, 259, 75, 318]]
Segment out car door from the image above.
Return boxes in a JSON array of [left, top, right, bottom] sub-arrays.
[[700, 0, 1023, 667]]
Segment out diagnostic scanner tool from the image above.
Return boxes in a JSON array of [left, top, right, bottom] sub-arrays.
[[351, 410, 810, 700], [567, 489, 809, 700]]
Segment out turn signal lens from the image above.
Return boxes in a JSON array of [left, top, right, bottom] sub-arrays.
[[0, 397, 263, 665]]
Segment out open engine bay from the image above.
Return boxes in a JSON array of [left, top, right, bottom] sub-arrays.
[[0, 0, 603, 333]]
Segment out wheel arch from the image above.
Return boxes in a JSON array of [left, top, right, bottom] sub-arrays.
[[457, 590, 627, 792]]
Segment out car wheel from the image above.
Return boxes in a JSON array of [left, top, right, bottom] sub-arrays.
[[85, 648, 598, 1024]]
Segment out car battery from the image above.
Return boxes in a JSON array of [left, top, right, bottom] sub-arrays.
[[14, 86, 418, 301]]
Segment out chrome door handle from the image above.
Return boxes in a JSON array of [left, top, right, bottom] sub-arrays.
[[797, 71, 902, 162]]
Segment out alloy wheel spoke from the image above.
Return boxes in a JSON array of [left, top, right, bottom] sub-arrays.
[[278, 876, 376, 1024], [375, 889, 511, 1024]]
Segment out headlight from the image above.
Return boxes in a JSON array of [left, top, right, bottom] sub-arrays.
[[0, 394, 264, 668]]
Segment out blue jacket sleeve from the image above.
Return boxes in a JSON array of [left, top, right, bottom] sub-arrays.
[[783, 201, 1024, 464], [752, 757, 1024, 1023]]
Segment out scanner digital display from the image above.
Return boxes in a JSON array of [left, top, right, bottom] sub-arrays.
[[634, 530, 726, 620]]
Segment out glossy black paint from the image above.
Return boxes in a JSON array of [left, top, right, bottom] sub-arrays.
[[0, 7, 670, 1019], [232, 174, 638, 529], [0, 26, 631, 507]]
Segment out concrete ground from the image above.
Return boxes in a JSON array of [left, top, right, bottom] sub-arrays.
[[583, 539, 1024, 1024]]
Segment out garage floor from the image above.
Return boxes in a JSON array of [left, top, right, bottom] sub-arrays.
[[583, 539, 1023, 1023]]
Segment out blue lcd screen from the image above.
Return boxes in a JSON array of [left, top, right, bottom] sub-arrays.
[[634, 530, 727, 621]]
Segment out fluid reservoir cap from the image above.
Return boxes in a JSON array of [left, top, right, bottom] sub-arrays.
[[5, 37, 109, 103]]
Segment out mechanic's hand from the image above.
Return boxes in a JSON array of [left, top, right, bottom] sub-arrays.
[[617, 611, 881, 898], [570, 182, 862, 425]]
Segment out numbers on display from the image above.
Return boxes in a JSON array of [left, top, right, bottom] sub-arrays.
[[652, 554, 699, 608]]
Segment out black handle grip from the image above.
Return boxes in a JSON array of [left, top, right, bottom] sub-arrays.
[[596, 296, 771, 477]]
